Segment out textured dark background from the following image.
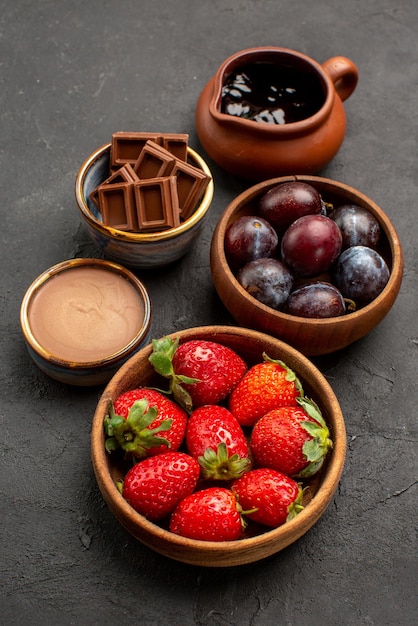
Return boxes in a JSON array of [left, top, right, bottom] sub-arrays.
[[1, 1, 417, 624]]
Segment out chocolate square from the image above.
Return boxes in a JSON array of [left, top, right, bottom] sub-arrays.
[[89, 163, 139, 208], [133, 140, 176, 179], [133, 176, 180, 231], [160, 133, 189, 161], [111, 131, 161, 168], [170, 160, 211, 220], [97, 182, 137, 231]]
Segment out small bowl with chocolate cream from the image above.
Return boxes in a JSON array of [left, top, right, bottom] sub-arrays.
[[75, 133, 214, 269], [20, 258, 152, 386]]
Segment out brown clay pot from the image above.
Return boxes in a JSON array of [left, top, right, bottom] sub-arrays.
[[195, 47, 358, 180]]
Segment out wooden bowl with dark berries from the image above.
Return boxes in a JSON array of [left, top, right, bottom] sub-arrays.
[[210, 175, 404, 356], [91, 325, 346, 567]]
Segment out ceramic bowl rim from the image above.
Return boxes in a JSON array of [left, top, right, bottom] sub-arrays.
[[20, 258, 152, 369]]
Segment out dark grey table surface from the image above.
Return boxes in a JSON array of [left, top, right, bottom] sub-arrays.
[[1, 1, 417, 625]]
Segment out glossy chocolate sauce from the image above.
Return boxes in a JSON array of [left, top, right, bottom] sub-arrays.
[[221, 62, 325, 124]]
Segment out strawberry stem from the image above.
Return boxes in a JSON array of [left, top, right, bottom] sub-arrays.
[[296, 396, 333, 478], [262, 352, 304, 396], [148, 336, 201, 412], [198, 442, 251, 481], [104, 399, 172, 459], [286, 484, 305, 521]]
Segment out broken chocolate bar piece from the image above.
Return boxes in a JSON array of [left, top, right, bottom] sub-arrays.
[[89, 163, 139, 208], [111, 131, 161, 169], [133, 140, 176, 179], [133, 176, 180, 231], [170, 160, 211, 220], [98, 182, 137, 231], [160, 133, 189, 161]]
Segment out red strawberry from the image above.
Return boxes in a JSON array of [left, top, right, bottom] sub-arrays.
[[229, 353, 303, 426], [232, 468, 304, 528], [169, 487, 244, 541], [121, 451, 200, 521], [186, 405, 251, 480], [148, 335, 247, 411], [250, 397, 333, 477], [104, 388, 188, 460]]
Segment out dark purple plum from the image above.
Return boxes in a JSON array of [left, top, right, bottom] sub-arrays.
[[257, 181, 322, 234], [224, 215, 279, 270], [330, 204, 381, 250], [332, 245, 390, 305], [285, 282, 347, 318], [281, 214, 342, 278], [237, 257, 293, 310]]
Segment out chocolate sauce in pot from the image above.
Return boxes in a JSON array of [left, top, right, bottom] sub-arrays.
[[221, 63, 325, 124]]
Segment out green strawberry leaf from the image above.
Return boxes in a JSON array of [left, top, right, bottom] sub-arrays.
[[286, 484, 305, 521], [176, 374, 202, 385], [300, 421, 325, 439], [103, 412, 125, 437], [172, 380, 194, 413], [198, 442, 251, 481], [104, 399, 172, 459], [148, 352, 174, 378], [299, 424, 333, 477], [148, 335, 201, 412], [291, 396, 334, 477], [262, 352, 304, 396], [148, 336, 179, 378], [104, 436, 120, 454], [152, 336, 179, 361], [298, 458, 326, 478], [296, 396, 327, 428], [302, 435, 328, 462]]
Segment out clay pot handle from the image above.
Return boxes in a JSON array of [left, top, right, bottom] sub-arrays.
[[322, 56, 359, 102]]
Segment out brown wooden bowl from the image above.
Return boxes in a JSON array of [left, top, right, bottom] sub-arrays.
[[91, 325, 346, 567], [210, 175, 404, 356]]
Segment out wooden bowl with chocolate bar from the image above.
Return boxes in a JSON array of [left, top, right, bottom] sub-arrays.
[[75, 132, 214, 269]]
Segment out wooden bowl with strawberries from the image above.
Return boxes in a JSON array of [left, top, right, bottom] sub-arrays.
[[91, 325, 346, 567], [210, 175, 404, 356]]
